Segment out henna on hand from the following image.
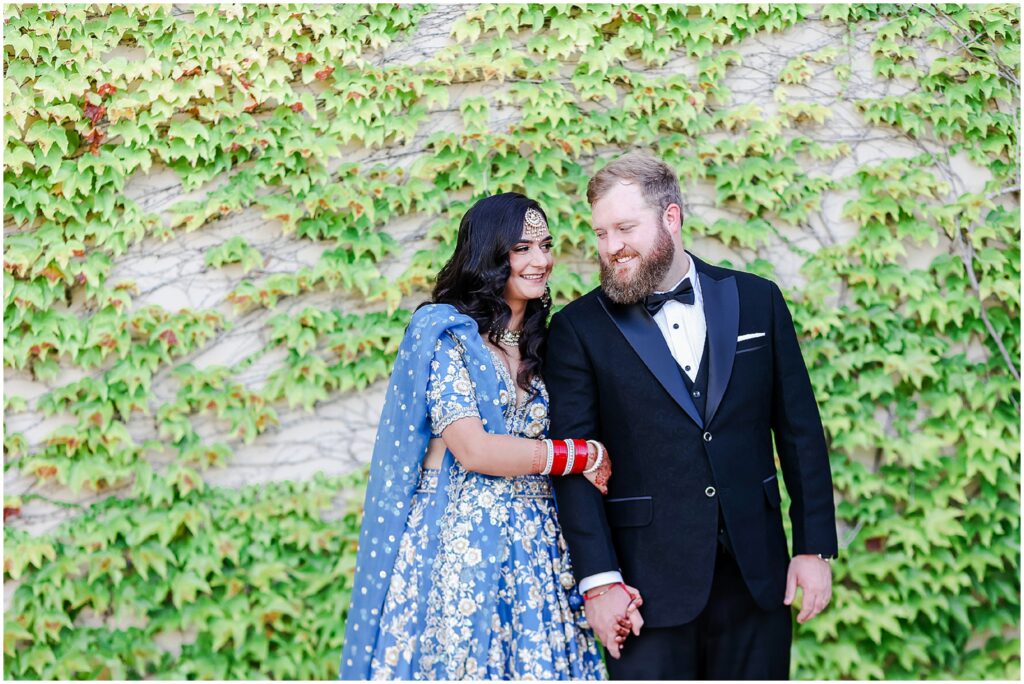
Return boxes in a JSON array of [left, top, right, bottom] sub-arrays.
[[531, 439, 544, 473]]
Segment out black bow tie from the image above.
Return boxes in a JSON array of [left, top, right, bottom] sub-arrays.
[[644, 278, 695, 315]]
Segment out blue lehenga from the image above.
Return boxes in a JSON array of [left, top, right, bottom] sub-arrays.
[[340, 305, 604, 680]]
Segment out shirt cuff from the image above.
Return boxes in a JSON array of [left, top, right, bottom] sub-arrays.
[[579, 571, 624, 595]]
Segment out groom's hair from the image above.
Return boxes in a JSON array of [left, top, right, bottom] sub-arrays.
[[587, 152, 684, 216]]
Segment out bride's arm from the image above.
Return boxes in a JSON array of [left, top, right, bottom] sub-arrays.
[[439, 418, 609, 489], [438, 417, 545, 476], [423, 331, 608, 486]]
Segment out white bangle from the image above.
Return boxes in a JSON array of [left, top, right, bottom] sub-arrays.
[[583, 440, 604, 474], [541, 439, 554, 475], [562, 439, 576, 476]]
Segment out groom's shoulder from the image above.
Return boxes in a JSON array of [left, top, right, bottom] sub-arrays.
[[556, 287, 604, 317], [698, 258, 777, 296], [550, 287, 605, 328]]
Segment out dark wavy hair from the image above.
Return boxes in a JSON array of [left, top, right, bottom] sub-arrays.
[[429, 192, 551, 396]]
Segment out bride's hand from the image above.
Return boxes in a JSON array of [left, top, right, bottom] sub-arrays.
[[583, 442, 611, 495], [621, 584, 644, 636]]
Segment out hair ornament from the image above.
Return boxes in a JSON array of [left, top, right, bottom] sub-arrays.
[[523, 207, 548, 240]]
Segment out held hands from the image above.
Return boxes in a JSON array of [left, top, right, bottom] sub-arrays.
[[784, 554, 833, 623], [583, 583, 643, 659]]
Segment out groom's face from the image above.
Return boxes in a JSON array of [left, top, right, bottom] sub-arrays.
[[591, 181, 676, 304]]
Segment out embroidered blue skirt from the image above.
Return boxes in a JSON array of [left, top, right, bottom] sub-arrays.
[[367, 467, 606, 680]]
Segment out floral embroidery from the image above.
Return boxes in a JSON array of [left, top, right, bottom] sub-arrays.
[[367, 333, 604, 680], [426, 335, 481, 435]]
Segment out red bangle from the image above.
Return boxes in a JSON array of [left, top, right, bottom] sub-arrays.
[[550, 440, 568, 475], [570, 439, 589, 474]]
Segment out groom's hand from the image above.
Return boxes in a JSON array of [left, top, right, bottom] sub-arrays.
[[784, 554, 832, 623], [583, 583, 642, 659]]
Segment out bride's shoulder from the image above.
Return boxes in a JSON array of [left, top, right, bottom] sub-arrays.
[[408, 302, 458, 330], [405, 303, 476, 352]]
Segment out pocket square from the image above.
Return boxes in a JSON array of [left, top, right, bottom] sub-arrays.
[[737, 332, 765, 342]]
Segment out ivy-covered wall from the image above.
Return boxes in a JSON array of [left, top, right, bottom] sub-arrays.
[[3, 4, 1019, 680]]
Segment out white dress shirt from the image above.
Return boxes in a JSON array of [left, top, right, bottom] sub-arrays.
[[578, 258, 707, 595], [651, 261, 707, 383]]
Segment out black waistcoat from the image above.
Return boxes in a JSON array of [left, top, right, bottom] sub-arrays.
[[678, 334, 710, 419], [678, 335, 735, 555]]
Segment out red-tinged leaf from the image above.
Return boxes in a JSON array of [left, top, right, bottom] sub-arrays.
[[84, 102, 106, 125], [290, 102, 304, 113], [176, 66, 201, 81], [97, 83, 117, 97], [296, 52, 313, 64], [158, 330, 179, 347], [40, 265, 64, 282], [83, 128, 105, 146], [34, 465, 58, 479], [314, 66, 334, 80]]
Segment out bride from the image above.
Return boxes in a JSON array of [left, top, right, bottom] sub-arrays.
[[340, 193, 639, 679]]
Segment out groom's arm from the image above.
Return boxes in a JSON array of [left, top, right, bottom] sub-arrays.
[[768, 282, 838, 557], [544, 309, 620, 581], [546, 309, 639, 656]]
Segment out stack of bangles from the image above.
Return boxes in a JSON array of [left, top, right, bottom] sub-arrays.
[[539, 439, 605, 476]]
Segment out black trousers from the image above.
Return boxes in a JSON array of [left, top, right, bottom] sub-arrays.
[[606, 543, 792, 680]]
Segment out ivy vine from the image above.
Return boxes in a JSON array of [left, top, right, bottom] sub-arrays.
[[4, 4, 1019, 679]]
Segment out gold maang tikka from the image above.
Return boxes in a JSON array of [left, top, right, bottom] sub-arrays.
[[523, 207, 548, 240]]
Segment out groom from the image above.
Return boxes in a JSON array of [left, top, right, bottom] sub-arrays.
[[545, 153, 838, 679]]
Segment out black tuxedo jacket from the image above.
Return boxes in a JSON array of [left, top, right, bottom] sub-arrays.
[[544, 253, 838, 628]]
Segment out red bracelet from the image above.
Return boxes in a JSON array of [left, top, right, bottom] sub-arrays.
[[583, 582, 628, 601], [569, 439, 590, 474], [550, 441, 568, 475]]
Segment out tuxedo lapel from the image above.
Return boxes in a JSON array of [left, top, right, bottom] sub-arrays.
[[692, 254, 739, 426], [597, 292, 704, 429]]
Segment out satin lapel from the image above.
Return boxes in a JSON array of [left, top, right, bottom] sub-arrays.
[[698, 268, 739, 426], [597, 292, 704, 429]]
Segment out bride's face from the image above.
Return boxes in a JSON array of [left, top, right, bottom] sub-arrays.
[[503, 224, 553, 306]]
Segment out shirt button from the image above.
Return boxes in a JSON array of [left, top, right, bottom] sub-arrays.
[[692, 390, 701, 398], [673, 323, 680, 329], [703, 431, 712, 442], [685, 365, 691, 371], [705, 486, 716, 497]]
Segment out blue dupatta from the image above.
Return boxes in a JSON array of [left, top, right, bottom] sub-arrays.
[[339, 304, 509, 679]]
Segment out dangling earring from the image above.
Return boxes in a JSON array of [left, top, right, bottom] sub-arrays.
[[541, 284, 552, 308]]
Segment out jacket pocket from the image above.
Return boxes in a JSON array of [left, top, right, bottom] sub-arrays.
[[762, 475, 781, 509], [605, 496, 653, 528], [735, 343, 767, 355]]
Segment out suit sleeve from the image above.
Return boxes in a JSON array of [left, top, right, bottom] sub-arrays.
[[769, 282, 839, 558], [544, 309, 620, 581]]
